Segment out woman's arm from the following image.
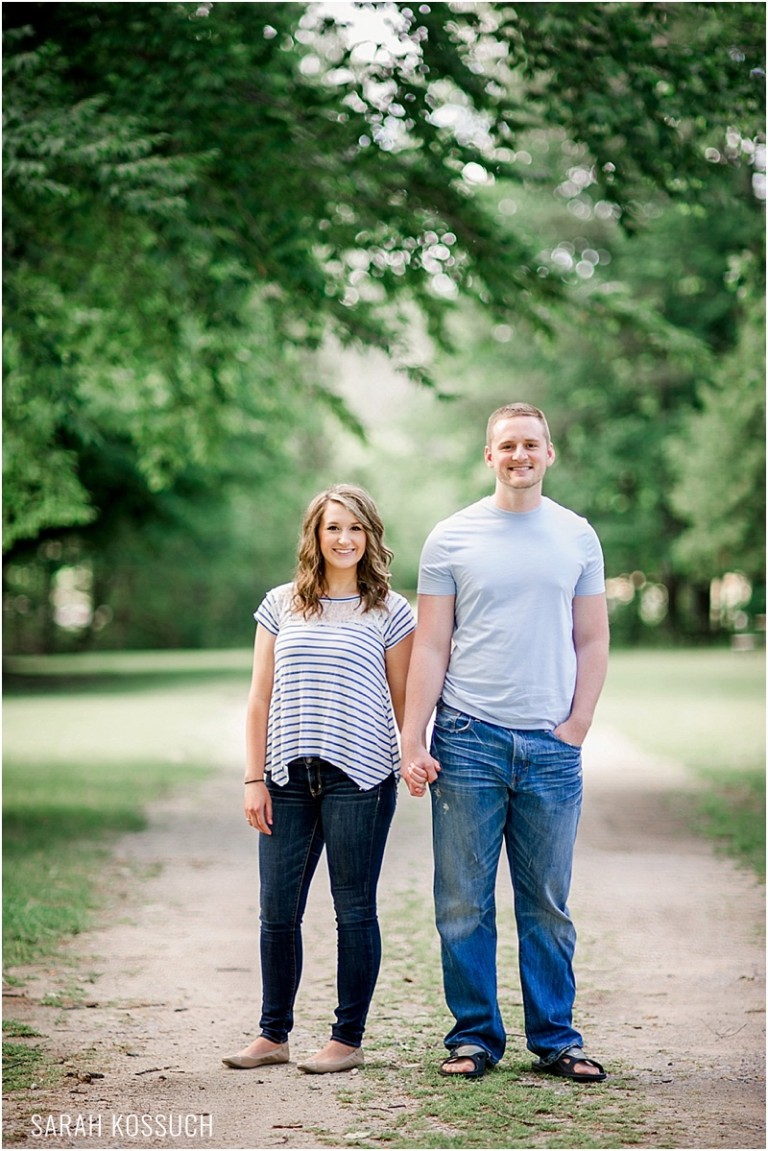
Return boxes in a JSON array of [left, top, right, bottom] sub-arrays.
[[244, 624, 276, 834], [385, 631, 414, 731]]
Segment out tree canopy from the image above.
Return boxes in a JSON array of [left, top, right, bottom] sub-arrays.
[[3, 1, 765, 650]]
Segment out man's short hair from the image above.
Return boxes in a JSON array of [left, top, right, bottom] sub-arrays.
[[486, 403, 551, 446]]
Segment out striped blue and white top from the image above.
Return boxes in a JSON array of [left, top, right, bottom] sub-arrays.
[[255, 583, 415, 790]]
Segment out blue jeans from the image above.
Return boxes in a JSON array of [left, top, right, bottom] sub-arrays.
[[258, 757, 396, 1048], [430, 703, 584, 1065]]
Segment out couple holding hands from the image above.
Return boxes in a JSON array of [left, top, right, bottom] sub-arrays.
[[223, 402, 609, 1085]]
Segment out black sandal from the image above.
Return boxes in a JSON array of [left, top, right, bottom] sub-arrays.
[[532, 1052, 606, 1083], [439, 1045, 490, 1080]]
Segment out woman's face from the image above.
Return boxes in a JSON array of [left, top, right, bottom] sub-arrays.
[[317, 500, 367, 575]]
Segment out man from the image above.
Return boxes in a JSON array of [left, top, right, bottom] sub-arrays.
[[401, 402, 609, 1083]]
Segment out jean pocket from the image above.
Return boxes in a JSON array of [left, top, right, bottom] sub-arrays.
[[433, 703, 473, 734], [551, 732, 582, 751], [527, 731, 583, 778]]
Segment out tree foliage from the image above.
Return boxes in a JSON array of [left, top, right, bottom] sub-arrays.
[[327, 90, 765, 641], [3, 1, 764, 649], [669, 287, 766, 582]]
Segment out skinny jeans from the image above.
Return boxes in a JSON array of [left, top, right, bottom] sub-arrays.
[[258, 757, 396, 1048]]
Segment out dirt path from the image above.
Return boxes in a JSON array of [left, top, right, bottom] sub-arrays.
[[3, 708, 765, 1150]]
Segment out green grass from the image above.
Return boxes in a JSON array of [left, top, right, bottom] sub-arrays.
[[599, 649, 765, 878], [2, 1042, 47, 1092], [355, 1050, 647, 1149], [2, 1021, 48, 1092], [373, 1067, 644, 1149], [4, 751, 176, 967], [3, 651, 247, 969], [3, 1021, 43, 1038]]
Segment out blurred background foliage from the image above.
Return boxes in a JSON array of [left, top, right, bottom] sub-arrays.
[[3, 1, 765, 652]]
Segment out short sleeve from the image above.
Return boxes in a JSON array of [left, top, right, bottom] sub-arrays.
[[574, 526, 605, 596], [254, 586, 284, 634], [417, 525, 457, 596], [384, 593, 415, 648]]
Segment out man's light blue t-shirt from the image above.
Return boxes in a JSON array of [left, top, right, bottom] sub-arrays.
[[418, 496, 605, 730]]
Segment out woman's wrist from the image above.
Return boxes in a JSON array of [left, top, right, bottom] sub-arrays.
[[244, 777, 266, 785]]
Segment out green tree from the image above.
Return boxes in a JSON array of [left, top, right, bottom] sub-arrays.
[[341, 125, 764, 642], [669, 288, 766, 595], [3, 2, 764, 650]]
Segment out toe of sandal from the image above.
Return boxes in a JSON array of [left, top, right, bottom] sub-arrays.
[[531, 1053, 606, 1082], [439, 1045, 491, 1080]]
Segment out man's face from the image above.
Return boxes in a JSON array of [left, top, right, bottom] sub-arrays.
[[484, 415, 555, 493]]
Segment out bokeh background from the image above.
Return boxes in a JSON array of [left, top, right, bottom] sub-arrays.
[[3, 1, 765, 652]]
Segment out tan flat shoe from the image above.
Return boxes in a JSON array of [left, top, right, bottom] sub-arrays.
[[222, 1041, 289, 1069], [297, 1046, 364, 1074]]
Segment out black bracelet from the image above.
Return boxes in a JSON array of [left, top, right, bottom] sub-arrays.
[[243, 777, 266, 784]]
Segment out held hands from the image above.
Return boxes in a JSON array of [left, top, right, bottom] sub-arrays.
[[244, 780, 273, 835], [401, 751, 440, 798]]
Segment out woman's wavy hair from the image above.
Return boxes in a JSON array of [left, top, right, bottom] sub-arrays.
[[292, 484, 393, 618]]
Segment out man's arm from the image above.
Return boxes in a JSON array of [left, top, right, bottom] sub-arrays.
[[400, 593, 455, 796], [554, 592, 610, 748]]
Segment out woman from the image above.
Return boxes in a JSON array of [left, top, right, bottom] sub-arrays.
[[223, 484, 414, 1075]]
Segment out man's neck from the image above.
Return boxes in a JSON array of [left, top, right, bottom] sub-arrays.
[[492, 487, 544, 514]]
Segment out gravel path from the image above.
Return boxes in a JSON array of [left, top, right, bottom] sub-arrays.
[[3, 706, 764, 1149]]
